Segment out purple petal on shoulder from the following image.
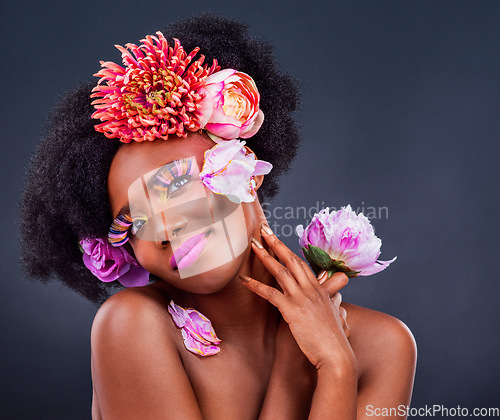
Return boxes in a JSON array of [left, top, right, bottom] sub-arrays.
[[186, 309, 222, 344], [168, 300, 189, 328], [181, 329, 221, 356]]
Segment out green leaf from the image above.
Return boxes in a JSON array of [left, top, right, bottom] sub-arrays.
[[301, 246, 321, 275], [302, 245, 361, 278], [334, 260, 361, 278], [301, 246, 310, 260], [307, 245, 334, 269]]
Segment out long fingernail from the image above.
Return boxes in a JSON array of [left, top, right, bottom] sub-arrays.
[[251, 237, 264, 249], [317, 269, 328, 284], [239, 274, 252, 282], [261, 224, 273, 235]]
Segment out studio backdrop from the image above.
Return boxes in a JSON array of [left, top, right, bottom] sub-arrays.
[[1, 0, 499, 418]]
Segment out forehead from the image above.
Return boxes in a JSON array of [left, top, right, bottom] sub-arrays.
[[108, 133, 214, 217]]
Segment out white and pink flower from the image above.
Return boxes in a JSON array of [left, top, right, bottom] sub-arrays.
[[199, 139, 272, 203]]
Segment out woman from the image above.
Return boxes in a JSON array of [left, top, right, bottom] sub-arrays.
[[20, 14, 416, 419]]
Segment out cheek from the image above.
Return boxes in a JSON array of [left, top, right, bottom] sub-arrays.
[[129, 239, 160, 273]]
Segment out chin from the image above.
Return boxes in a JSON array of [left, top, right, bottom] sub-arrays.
[[153, 251, 247, 295]]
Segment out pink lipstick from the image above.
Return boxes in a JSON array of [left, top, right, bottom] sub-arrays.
[[170, 231, 210, 270]]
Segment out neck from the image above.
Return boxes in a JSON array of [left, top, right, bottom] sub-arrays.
[[184, 224, 280, 347], [155, 199, 281, 345]]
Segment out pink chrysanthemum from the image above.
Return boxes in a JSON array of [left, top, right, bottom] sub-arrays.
[[91, 32, 220, 143]]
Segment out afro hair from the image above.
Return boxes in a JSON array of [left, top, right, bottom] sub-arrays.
[[19, 13, 301, 305]]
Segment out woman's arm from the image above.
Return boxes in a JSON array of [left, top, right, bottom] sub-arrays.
[[258, 281, 351, 419], [243, 225, 358, 419], [258, 319, 316, 419], [259, 302, 416, 420], [91, 288, 203, 420]]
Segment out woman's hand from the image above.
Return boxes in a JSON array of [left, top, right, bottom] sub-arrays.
[[241, 224, 355, 372], [271, 276, 350, 381], [320, 271, 350, 340]]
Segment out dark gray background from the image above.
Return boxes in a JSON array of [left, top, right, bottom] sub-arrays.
[[2, 0, 499, 418]]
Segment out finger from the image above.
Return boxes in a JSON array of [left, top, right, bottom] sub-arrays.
[[339, 306, 347, 321], [331, 292, 342, 308], [339, 307, 350, 339], [260, 224, 313, 284], [260, 224, 317, 290], [344, 323, 350, 339], [240, 275, 286, 308], [251, 237, 302, 295], [320, 272, 349, 298]]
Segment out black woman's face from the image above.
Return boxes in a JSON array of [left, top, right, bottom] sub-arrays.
[[107, 132, 250, 293]]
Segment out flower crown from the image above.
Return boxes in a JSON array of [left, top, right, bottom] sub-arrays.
[[91, 31, 264, 144]]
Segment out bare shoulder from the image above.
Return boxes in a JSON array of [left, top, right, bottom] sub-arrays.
[[91, 285, 202, 419], [91, 284, 179, 362], [92, 283, 175, 343], [341, 302, 417, 409], [342, 302, 417, 380]]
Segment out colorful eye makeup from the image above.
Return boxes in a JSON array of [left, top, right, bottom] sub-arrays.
[[149, 157, 196, 202], [108, 213, 133, 246], [108, 157, 198, 246]]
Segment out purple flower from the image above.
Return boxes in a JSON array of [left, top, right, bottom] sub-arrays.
[[199, 139, 272, 204], [296, 205, 396, 277], [168, 300, 221, 356], [79, 237, 150, 287]]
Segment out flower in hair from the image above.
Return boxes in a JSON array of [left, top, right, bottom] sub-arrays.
[[201, 69, 264, 142], [296, 205, 397, 278], [199, 139, 272, 203], [91, 31, 266, 144], [91, 32, 220, 143], [79, 237, 149, 287], [168, 300, 221, 356]]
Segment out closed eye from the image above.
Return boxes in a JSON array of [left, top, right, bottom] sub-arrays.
[[131, 215, 148, 236], [168, 174, 191, 194]]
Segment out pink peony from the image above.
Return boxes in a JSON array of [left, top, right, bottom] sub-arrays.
[[168, 300, 221, 356], [199, 139, 272, 203], [200, 69, 264, 141], [79, 237, 150, 287], [296, 205, 396, 277]]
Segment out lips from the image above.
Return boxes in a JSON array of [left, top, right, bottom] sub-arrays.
[[170, 231, 210, 270]]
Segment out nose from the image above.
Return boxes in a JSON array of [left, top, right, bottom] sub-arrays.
[[154, 213, 188, 248]]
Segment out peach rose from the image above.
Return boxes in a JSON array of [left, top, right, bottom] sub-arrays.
[[200, 69, 264, 141]]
